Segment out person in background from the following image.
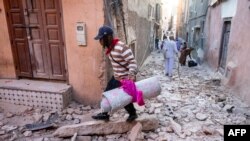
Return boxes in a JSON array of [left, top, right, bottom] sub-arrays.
[[162, 36, 178, 77], [176, 37, 182, 51], [179, 42, 194, 66], [92, 25, 138, 122], [155, 38, 159, 50]]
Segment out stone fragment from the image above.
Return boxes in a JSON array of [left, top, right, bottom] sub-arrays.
[[53, 116, 158, 137], [128, 122, 142, 141]]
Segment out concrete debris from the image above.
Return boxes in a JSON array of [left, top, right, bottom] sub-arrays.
[[6, 112, 14, 118], [223, 105, 235, 113], [23, 130, 32, 137], [195, 113, 208, 121], [66, 114, 73, 121], [0, 122, 4, 127], [1, 125, 18, 132], [128, 122, 142, 141], [53, 116, 158, 137], [33, 113, 43, 123], [0, 130, 5, 135], [33, 137, 44, 141], [73, 118, 81, 124], [1, 51, 250, 140], [169, 119, 182, 136], [71, 133, 77, 141], [76, 136, 91, 141]]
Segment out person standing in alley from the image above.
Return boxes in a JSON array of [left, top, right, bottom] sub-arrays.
[[179, 42, 194, 66], [92, 25, 138, 122], [175, 37, 181, 51], [155, 37, 159, 50], [162, 35, 178, 77]]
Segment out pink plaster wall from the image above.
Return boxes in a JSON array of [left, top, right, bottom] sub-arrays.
[[0, 1, 16, 78], [227, 0, 250, 103], [205, 0, 250, 104], [205, 5, 223, 69], [61, 0, 106, 105]]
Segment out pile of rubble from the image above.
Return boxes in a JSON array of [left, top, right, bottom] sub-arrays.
[[1, 51, 250, 141]]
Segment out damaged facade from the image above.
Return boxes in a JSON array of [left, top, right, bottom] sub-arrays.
[[176, 0, 209, 63], [104, 0, 162, 67], [177, 0, 250, 104], [0, 0, 162, 107]]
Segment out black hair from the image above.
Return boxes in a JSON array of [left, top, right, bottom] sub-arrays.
[[102, 34, 113, 48]]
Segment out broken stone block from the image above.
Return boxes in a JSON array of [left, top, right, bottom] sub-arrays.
[[33, 113, 43, 123], [202, 126, 214, 135], [157, 135, 168, 141], [35, 109, 42, 113], [66, 114, 73, 121], [128, 122, 142, 141], [1, 125, 18, 132], [233, 107, 250, 116], [76, 136, 91, 141], [43, 137, 50, 141], [165, 126, 174, 133], [106, 134, 121, 140], [53, 116, 158, 137], [66, 108, 74, 114], [0, 130, 5, 135], [195, 113, 208, 121], [82, 106, 91, 111], [74, 109, 83, 115], [0, 134, 11, 141], [148, 133, 158, 139], [148, 107, 155, 114], [223, 105, 234, 113], [184, 130, 192, 136], [73, 118, 81, 124], [151, 103, 163, 108], [9, 131, 18, 141], [154, 108, 161, 114], [170, 119, 182, 136], [43, 113, 51, 122], [23, 131, 32, 137], [216, 129, 224, 136], [0, 122, 4, 127], [6, 112, 14, 118], [71, 133, 77, 141], [32, 137, 44, 141]]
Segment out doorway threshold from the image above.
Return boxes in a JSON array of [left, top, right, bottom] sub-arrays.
[[0, 79, 72, 110]]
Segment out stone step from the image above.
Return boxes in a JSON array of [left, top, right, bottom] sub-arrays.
[[0, 79, 72, 110]]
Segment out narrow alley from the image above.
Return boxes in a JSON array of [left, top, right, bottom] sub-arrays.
[[1, 51, 250, 141], [1, 0, 250, 141]]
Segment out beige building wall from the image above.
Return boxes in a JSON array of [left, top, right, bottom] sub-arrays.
[[0, 1, 16, 78]]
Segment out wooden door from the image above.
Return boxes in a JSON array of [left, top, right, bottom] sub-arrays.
[[4, 0, 66, 80], [219, 21, 231, 70]]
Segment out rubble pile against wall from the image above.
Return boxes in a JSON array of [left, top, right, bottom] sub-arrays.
[[1, 51, 250, 141]]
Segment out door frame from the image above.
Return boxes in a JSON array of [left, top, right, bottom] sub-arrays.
[[3, 0, 68, 82], [218, 17, 232, 73]]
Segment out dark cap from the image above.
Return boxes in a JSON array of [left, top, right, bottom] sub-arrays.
[[94, 25, 113, 40]]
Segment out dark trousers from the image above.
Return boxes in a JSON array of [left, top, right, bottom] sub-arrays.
[[105, 76, 136, 115]]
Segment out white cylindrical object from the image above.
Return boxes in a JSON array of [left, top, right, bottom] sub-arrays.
[[101, 77, 161, 112]]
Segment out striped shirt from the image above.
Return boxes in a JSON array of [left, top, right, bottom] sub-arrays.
[[109, 41, 138, 80]]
